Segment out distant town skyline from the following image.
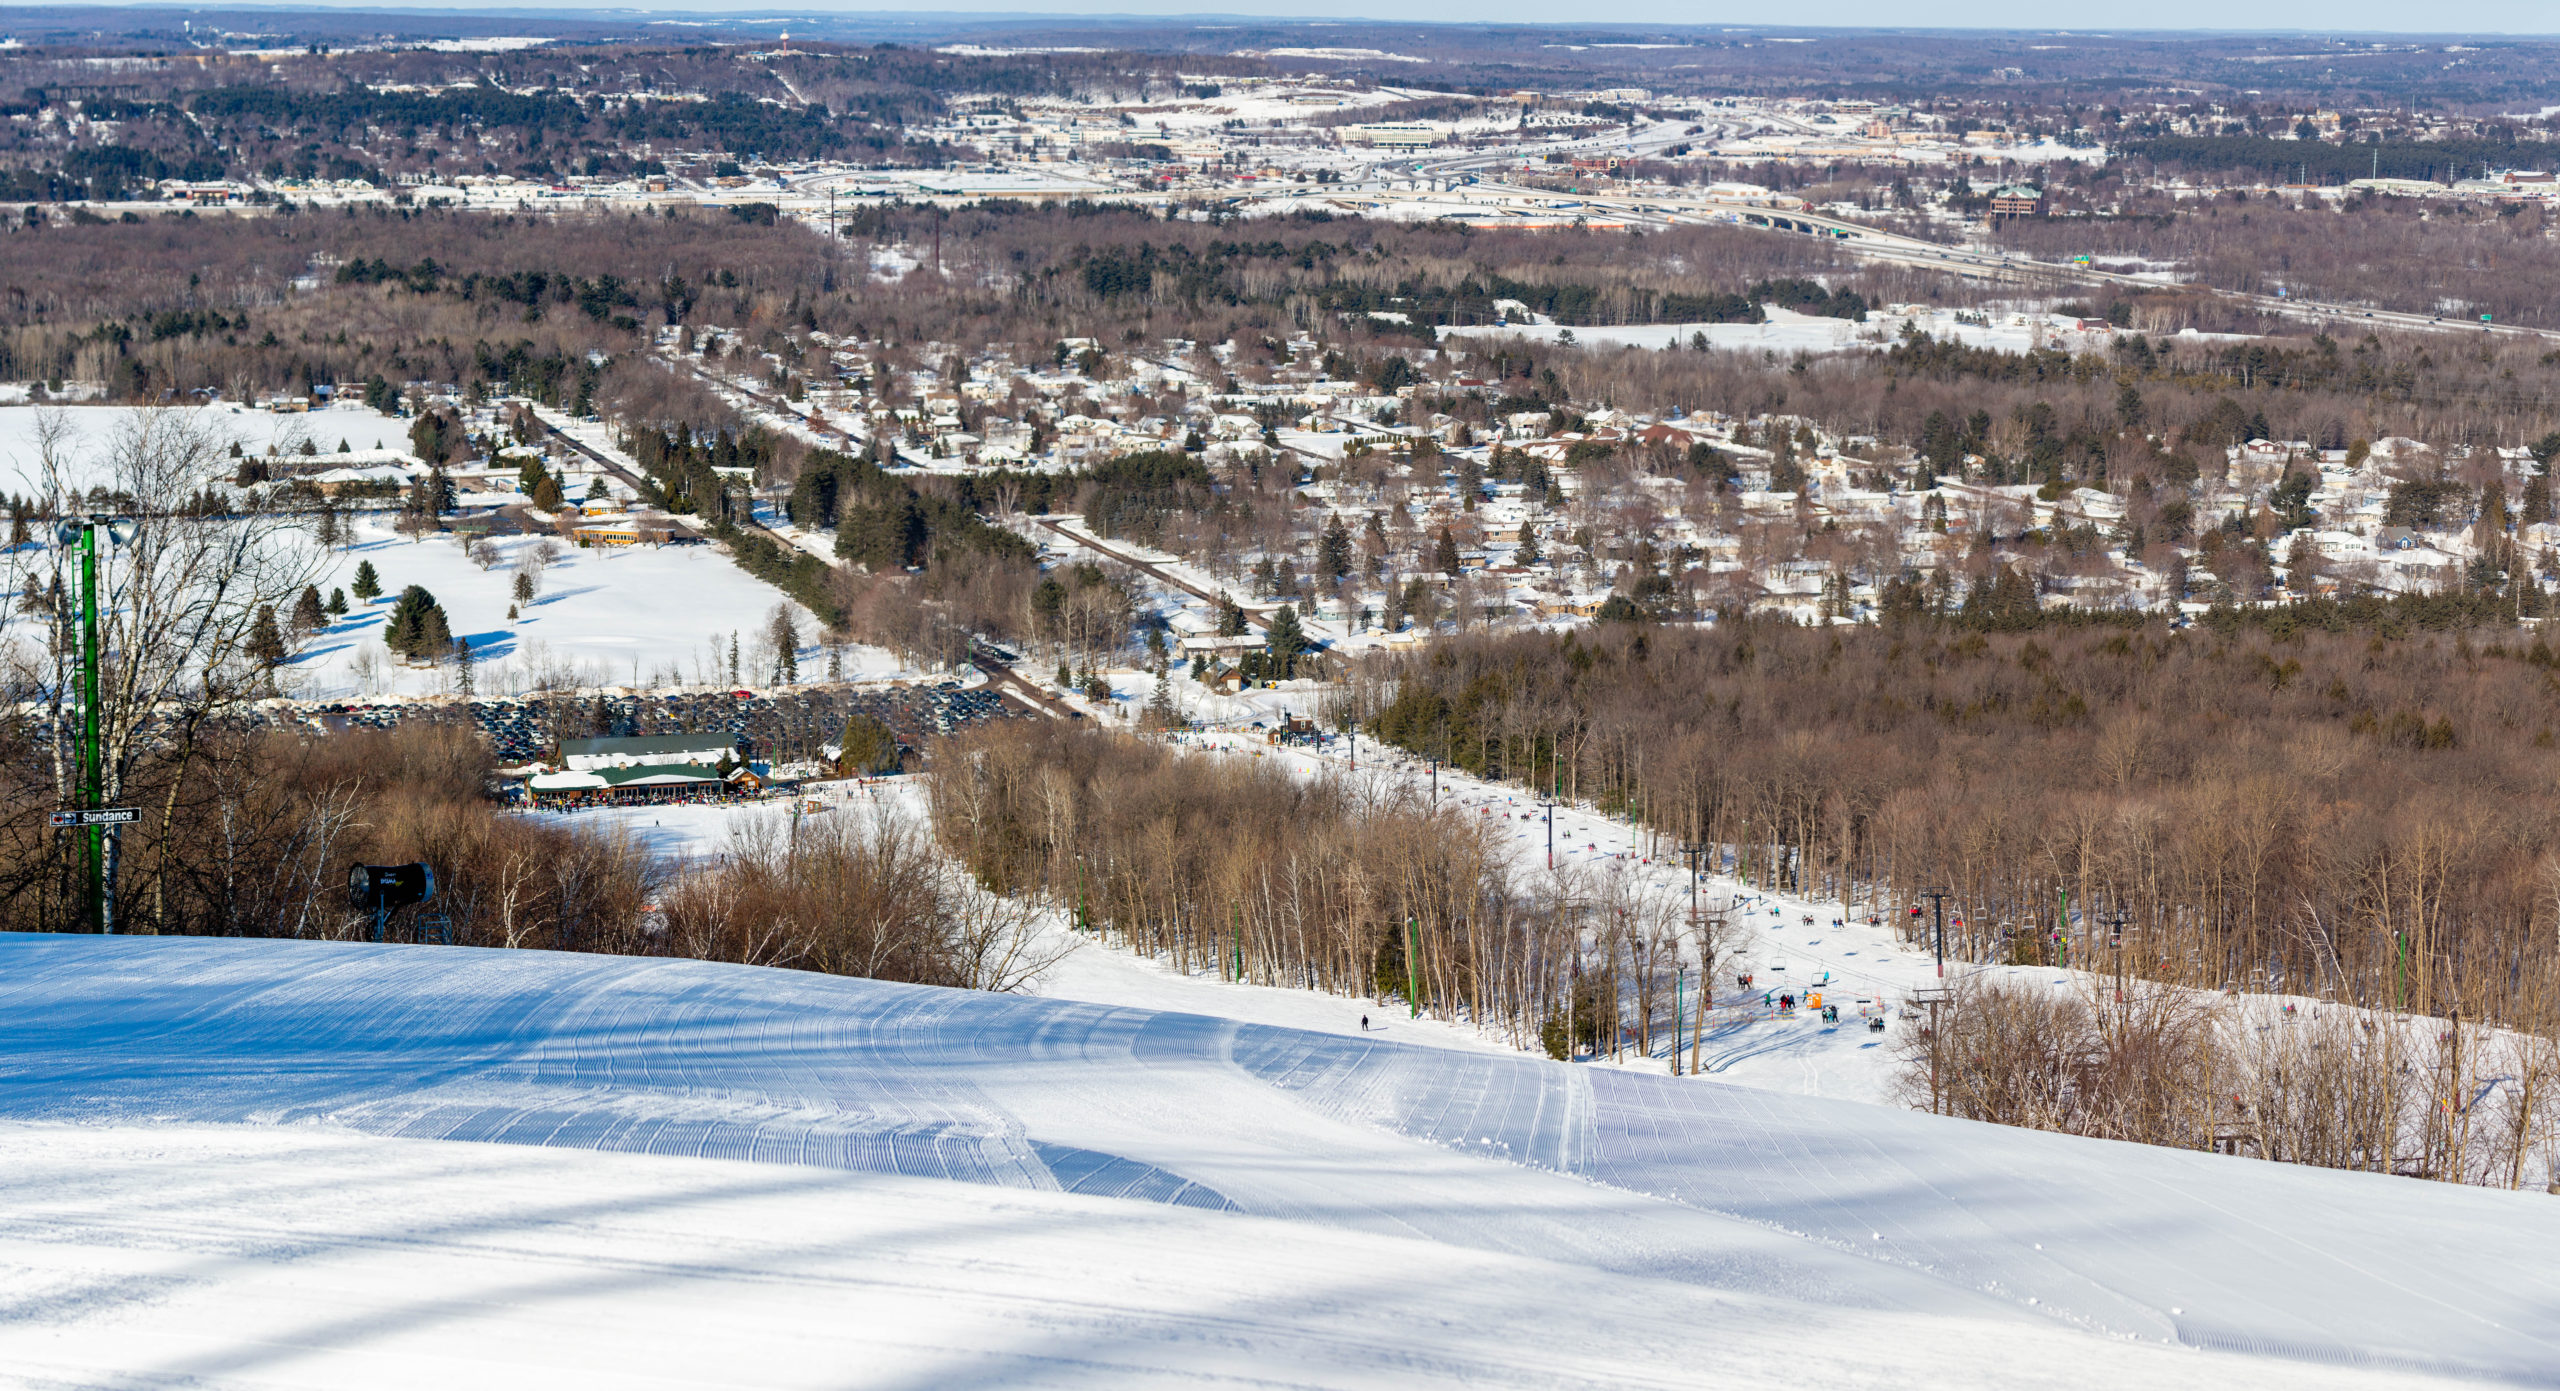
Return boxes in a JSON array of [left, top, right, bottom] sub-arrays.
[[142, 1, 2560, 33]]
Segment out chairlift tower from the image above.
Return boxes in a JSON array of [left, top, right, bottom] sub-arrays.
[[52, 515, 137, 932]]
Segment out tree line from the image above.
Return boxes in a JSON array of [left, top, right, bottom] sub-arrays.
[[927, 720, 1721, 1064], [1363, 617, 2560, 1032]]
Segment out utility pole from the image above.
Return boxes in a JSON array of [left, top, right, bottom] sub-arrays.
[[1538, 796, 1557, 869], [1918, 885, 1954, 979]]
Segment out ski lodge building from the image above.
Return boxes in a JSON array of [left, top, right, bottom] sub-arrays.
[[525, 733, 772, 807]]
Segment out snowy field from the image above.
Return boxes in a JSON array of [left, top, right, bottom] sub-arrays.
[[277, 513, 901, 699], [0, 933, 2550, 1387], [1442, 306, 2126, 359], [0, 401, 408, 496], [0, 402, 910, 698]]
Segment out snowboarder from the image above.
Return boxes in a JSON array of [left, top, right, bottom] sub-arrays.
[[1360, 1014, 1369, 1031]]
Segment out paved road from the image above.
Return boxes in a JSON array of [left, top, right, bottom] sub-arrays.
[[965, 639, 1083, 720], [1029, 517, 1285, 632]]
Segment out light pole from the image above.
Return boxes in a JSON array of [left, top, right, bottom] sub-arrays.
[[55, 515, 137, 933], [1538, 797, 1557, 869]]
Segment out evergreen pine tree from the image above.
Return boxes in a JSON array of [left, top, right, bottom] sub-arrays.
[[246, 604, 286, 668], [1516, 520, 1542, 566], [383, 585, 452, 663], [409, 411, 453, 466], [1217, 591, 1248, 637], [837, 715, 899, 776], [290, 584, 327, 633], [1265, 604, 1308, 677], [453, 636, 474, 697], [2522, 465, 2554, 529], [1318, 513, 1353, 580], [513, 568, 536, 605], [768, 605, 800, 684], [533, 474, 565, 513], [351, 560, 381, 602], [1434, 526, 1462, 579]]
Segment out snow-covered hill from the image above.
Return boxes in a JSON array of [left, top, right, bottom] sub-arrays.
[[0, 934, 2552, 1388]]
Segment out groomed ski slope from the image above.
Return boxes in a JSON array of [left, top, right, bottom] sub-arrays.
[[0, 937, 2554, 1387]]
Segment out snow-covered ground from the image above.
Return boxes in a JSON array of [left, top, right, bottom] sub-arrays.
[[0, 933, 2549, 1388], [1443, 305, 2136, 359], [0, 402, 903, 700], [0, 401, 407, 495], [284, 515, 897, 700]]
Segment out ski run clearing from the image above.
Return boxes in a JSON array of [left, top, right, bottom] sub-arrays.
[[0, 918, 2553, 1387]]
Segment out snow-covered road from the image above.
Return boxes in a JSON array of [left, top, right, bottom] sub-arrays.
[[0, 935, 2552, 1387]]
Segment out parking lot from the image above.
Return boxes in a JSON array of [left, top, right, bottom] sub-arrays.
[[281, 682, 1024, 766]]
